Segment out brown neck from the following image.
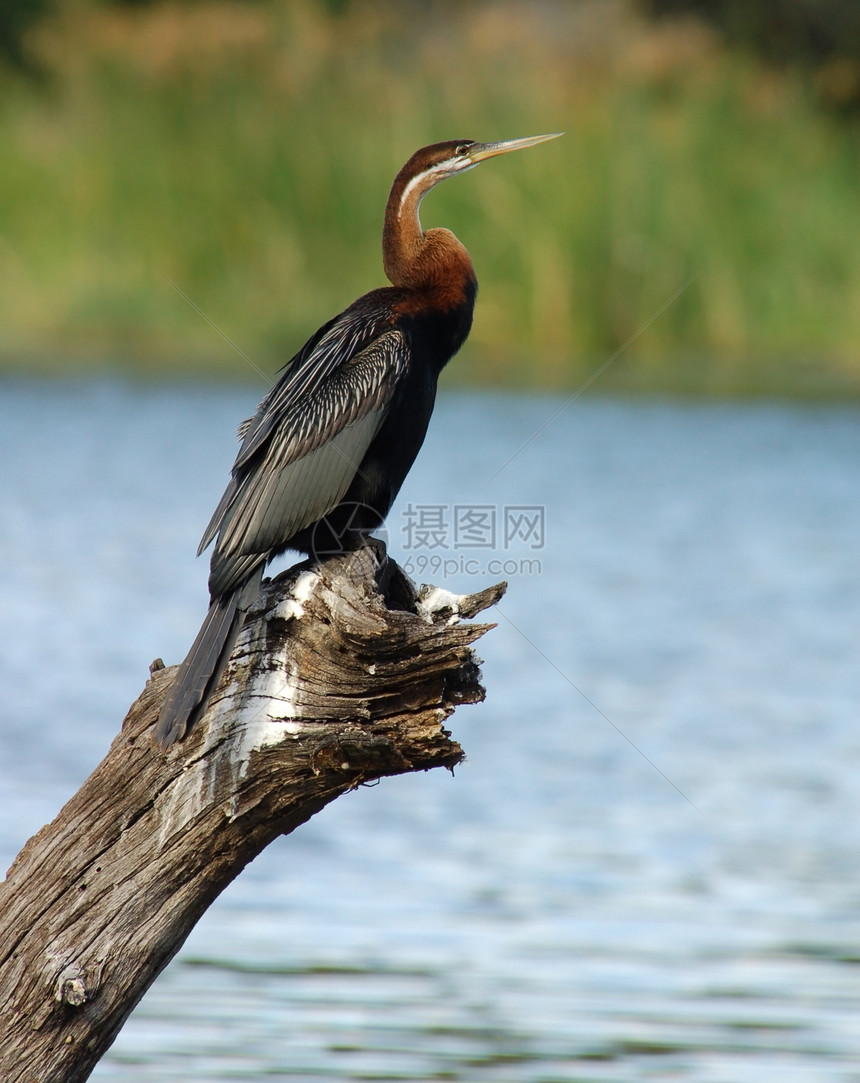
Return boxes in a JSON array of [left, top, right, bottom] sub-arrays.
[[382, 165, 475, 293]]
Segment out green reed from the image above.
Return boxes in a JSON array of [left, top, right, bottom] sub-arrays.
[[1, 0, 859, 394]]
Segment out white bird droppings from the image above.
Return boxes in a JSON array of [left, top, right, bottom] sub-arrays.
[[158, 568, 321, 841], [417, 586, 466, 625]]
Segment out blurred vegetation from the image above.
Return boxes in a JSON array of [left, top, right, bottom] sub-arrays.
[[1, 0, 859, 394], [643, 0, 860, 111], [0, 0, 52, 70]]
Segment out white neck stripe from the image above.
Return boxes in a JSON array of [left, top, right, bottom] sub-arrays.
[[397, 167, 441, 228]]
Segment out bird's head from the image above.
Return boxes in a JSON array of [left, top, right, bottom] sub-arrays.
[[398, 133, 563, 191], [384, 132, 562, 286]]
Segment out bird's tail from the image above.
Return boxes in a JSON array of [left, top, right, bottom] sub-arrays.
[[154, 571, 261, 748]]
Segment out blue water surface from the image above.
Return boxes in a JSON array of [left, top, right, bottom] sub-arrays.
[[1, 377, 858, 1082]]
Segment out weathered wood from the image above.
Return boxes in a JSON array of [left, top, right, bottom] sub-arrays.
[[0, 546, 504, 1082]]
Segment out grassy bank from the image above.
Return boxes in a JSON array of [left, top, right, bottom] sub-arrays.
[[1, 0, 860, 393]]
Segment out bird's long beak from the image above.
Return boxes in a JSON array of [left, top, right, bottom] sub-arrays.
[[467, 132, 563, 164]]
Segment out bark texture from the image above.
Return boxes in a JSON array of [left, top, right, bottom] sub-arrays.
[[0, 546, 503, 1083]]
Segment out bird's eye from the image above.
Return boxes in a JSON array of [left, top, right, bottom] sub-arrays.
[[455, 143, 470, 156]]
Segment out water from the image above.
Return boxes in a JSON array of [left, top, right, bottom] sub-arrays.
[[1, 377, 859, 1081]]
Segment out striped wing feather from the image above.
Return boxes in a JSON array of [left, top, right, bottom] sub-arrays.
[[199, 302, 394, 557], [234, 302, 392, 470], [204, 329, 408, 597]]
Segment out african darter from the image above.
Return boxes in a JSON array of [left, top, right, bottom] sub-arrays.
[[155, 133, 561, 747]]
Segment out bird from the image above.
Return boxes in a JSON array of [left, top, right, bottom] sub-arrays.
[[155, 133, 561, 747]]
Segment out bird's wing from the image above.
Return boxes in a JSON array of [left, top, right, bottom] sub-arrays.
[[198, 303, 391, 558], [203, 328, 409, 596]]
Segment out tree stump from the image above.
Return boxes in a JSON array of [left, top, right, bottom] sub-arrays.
[[0, 545, 504, 1083]]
